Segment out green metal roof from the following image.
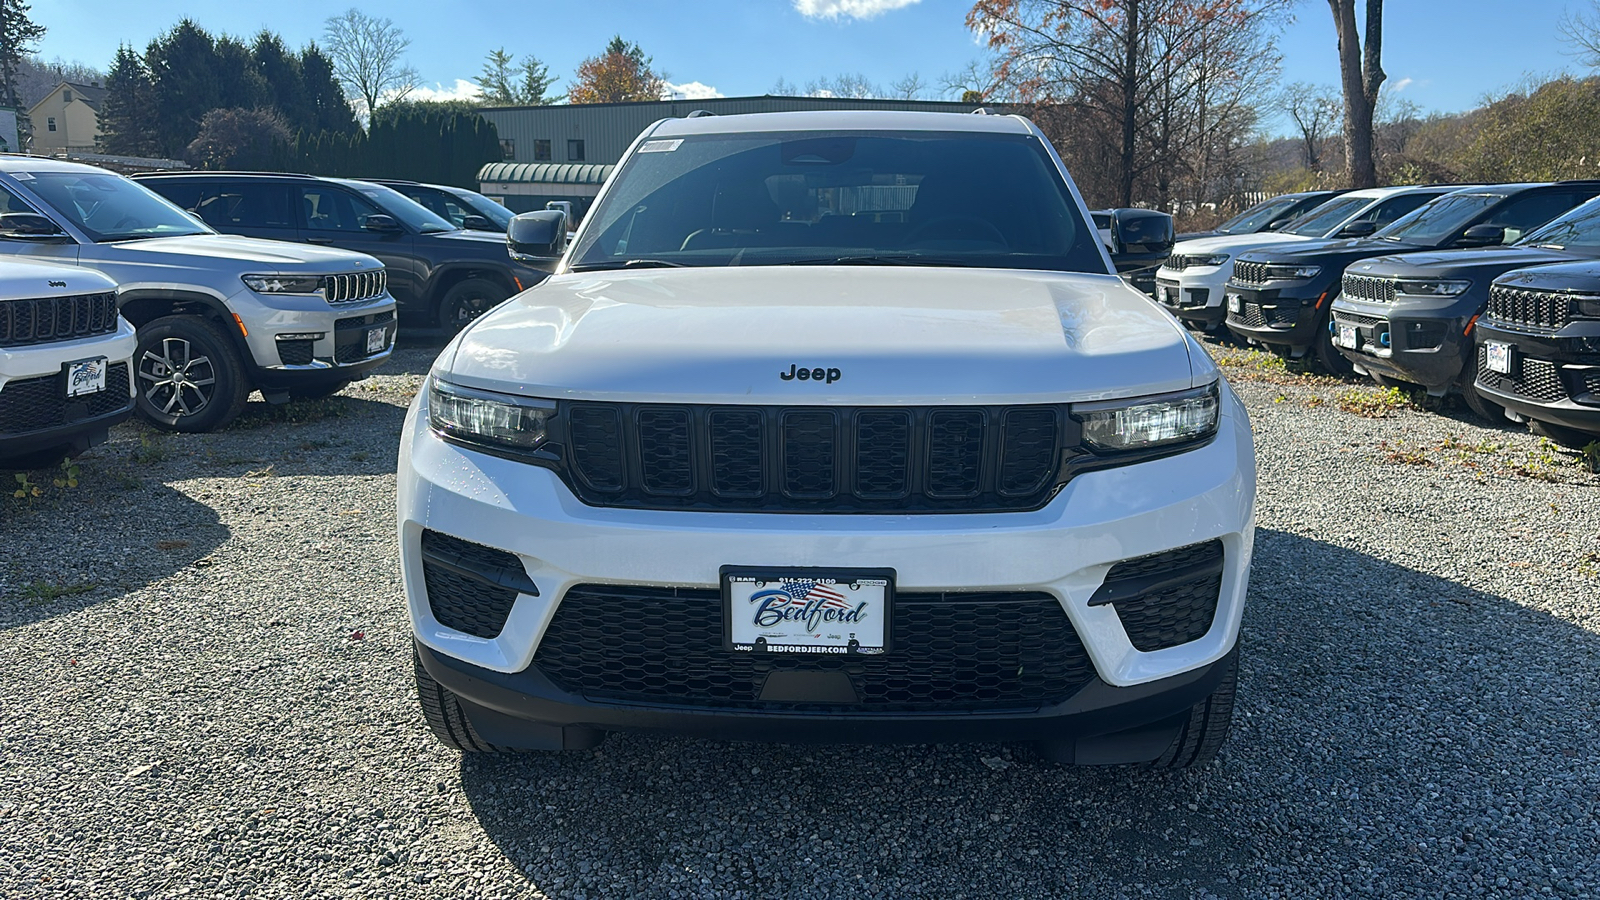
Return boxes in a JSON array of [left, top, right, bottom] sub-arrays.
[[477, 162, 614, 185]]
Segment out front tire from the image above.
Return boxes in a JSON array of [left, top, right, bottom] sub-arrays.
[[1151, 647, 1239, 770], [436, 278, 510, 334], [1529, 419, 1599, 450], [134, 316, 249, 433], [414, 650, 514, 753], [1459, 380, 1507, 425]]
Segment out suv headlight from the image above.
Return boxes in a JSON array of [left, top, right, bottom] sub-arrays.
[[243, 274, 323, 295], [428, 378, 554, 451], [1263, 264, 1321, 281], [1395, 279, 1471, 297], [1577, 295, 1600, 318], [1191, 254, 1230, 267], [1073, 383, 1220, 452]]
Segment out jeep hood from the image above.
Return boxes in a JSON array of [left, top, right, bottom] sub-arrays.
[[106, 233, 381, 272], [1172, 232, 1307, 258], [442, 267, 1211, 405], [1346, 246, 1578, 279]]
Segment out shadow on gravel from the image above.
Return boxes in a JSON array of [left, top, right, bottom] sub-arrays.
[[0, 480, 228, 630], [452, 528, 1600, 897]]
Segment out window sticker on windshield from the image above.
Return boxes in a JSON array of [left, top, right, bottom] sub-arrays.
[[638, 139, 683, 153], [13, 172, 33, 180]]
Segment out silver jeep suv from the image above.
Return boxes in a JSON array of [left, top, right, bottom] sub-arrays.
[[0, 158, 397, 431]]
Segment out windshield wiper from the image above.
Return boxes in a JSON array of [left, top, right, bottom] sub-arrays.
[[1532, 243, 1567, 250], [568, 259, 688, 272], [784, 254, 974, 267]]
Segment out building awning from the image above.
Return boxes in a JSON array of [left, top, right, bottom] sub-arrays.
[[477, 162, 614, 186]]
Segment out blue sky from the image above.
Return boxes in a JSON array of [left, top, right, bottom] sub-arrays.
[[30, 0, 1589, 134]]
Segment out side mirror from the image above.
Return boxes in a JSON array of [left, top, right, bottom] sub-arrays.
[[461, 214, 496, 232], [1336, 221, 1378, 238], [1264, 217, 1293, 232], [362, 214, 403, 234], [1456, 224, 1506, 247], [507, 210, 567, 261], [1109, 208, 1175, 256], [0, 211, 67, 238]]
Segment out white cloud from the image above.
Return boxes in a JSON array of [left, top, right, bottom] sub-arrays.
[[404, 79, 483, 103], [794, 0, 921, 20], [662, 80, 725, 100], [1391, 77, 1415, 93]]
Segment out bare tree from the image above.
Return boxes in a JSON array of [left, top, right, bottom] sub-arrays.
[[1279, 82, 1341, 170], [770, 76, 799, 96], [890, 72, 927, 100], [1327, 0, 1384, 188], [804, 73, 880, 99], [322, 8, 418, 120], [1559, 1, 1600, 66]]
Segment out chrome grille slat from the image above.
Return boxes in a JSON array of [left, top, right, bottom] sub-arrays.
[[321, 270, 387, 305]]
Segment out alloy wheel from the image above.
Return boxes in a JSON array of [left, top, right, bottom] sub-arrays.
[[138, 337, 216, 418]]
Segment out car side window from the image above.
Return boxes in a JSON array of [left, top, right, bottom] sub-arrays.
[[195, 183, 295, 230], [1484, 193, 1586, 244], [405, 189, 452, 222], [299, 186, 383, 232], [1364, 193, 1434, 226]]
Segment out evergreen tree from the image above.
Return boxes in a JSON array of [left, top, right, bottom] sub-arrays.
[[145, 20, 223, 158], [476, 48, 559, 106], [299, 44, 359, 135], [213, 35, 269, 110], [0, 0, 46, 150], [519, 56, 559, 105], [99, 44, 156, 156], [252, 31, 308, 132]]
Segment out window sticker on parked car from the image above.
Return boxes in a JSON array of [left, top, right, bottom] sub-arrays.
[[638, 140, 683, 153]]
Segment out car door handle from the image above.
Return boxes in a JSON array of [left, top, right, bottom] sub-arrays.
[[306, 236, 334, 244]]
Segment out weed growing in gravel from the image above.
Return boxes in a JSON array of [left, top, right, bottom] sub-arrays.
[[229, 397, 350, 430], [10, 471, 42, 501], [14, 579, 97, 603], [1377, 440, 1433, 466], [1339, 387, 1412, 417], [1582, 441, 1600, 474], [131, 433, 168, 464]]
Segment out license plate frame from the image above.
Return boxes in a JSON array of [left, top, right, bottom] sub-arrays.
[[1338, 323, 1359, 350], [1486, 340, 1512, 375], [1227, 292, 1243, 313], [64, 356, 108, 397], [722, 566, 895, 656], [366, 326, 387, 354]]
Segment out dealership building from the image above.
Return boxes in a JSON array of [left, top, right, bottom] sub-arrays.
[[474, 94, 983, 217]]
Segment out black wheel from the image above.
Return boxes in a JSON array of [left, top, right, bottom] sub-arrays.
[[1529, 419, 1600, 450], [1311, 312, 1354, 377], [1151, 647, 1238, 770], [133, 316, 249, 433], [1367, 371, 1405, 388], [1459, 383, 1506, 425], [414, 649, 514, 753], [287, 380, 352, 401], [436, 278, 509, 334]]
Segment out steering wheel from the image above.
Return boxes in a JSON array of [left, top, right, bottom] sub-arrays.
[[110, 215, 146, 232], [902, 215, 1007, 247]]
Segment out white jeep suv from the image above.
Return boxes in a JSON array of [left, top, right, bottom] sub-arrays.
[[399, 111, 1257, 767]]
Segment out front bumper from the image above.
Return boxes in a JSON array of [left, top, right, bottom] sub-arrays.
[[397, 384, 1257, 744], [247, 296, 399, 390], [0, 322, 137, 461], [1473, 320, 1600, 434], [1223, 283, 1327, 352], [1155, 265, 1230, 328], [1330, 297, 1476, 392]]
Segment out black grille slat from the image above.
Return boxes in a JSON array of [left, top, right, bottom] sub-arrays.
[[637, 407, 694, 495], [1232, 261, 1270, 286], [1164, 253, 1189, 272], [1341, 273, 1396, 304], [568, 405, 624, 491], [321, 270, 387, 304], [1486, 285, 1577, 330], [534, 585, 1095, 711], [708, 409, 764, 497], [0, 293, 119, 348], [853, 410, 911, 498], [998, 409, 1057, 496], [1476, 347, 1568, 403], [0, 363, 131, 435], [782, 410, 837, 499], [925, 410, 985, 498], [1103, 540, 1225, 652], [333, 309, 396, 364]]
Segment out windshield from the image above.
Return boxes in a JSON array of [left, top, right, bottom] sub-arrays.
[[567, 129, 1106, 273], [1217, 195, 1305, 234], [1282, 196, 1371, 237], [19, 170, 211, 241], [1378, 193, 1501, 243], [344, 181, 456, 233], [455, 190, 515, 228], [1519, 197, 1600, 252]]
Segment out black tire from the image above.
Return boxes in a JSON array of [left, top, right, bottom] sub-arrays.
[[133, 316, 249, 433], [1311, 311, 1354, 377], [1529, 418, 1600, 450], [287, 380, 352, 401], [1367, 371, 1406, 389], [1151, 647, 1238, 770], [1459, 382, 1507, 425], [436, 278, 510, 334], [414, 649, 514, 753]]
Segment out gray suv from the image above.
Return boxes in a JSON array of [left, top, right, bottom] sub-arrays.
[[0, 158, 397, 432]]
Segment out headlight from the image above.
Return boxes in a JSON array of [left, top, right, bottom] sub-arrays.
[[1395, 279, 1471, 297], [1191, 254, 1230, 267], [1263, 265, 1321, 281], [1074, 383, 1220, 452], [243, 274, 323, 294], [428, 378, 554, 451], [1575, 295, 1600, 318]]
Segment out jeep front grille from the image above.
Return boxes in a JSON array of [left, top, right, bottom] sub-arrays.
[[0, 363, 131, 435], [322, 271, 387, 304], [1485, 285, 1577, 330], [1163, 253, 1190, 272], [1341, 273, 1396, 304], [1231, 261, 1271, 286], [562, 402, 1064, 513], [1476, 346, 1567, 403], [0, 292, 119, 348]]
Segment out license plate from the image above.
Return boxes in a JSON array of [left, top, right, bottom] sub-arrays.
[[1338, 323, 1359, 349], [366, 327, 386, 354], [1486, 341, 1511, 375], [1227, 293, 1243, 313], [65, 357, 107, 397], [723, 568, 892, 655]]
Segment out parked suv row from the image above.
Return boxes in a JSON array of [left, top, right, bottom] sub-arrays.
[[134, 172, 552, 332]]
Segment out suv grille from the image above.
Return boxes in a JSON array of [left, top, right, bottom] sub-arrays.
[[1098, 540, 1224, 652], [1341, 273, 1396, 304], [1476, 346, 1567, 403], [563, 402, 1064, 512], [0, 362, 131, 435], [0, 292, 119, 348], [1485, 285, 1577, 330], [419, 530, 525, 639], [1163, 253, 1190, 272], [1232, 261, 1271, 286], [533, 585, 1095, 711], [334, 310, 396, 363], [322, 271, 387, 304]]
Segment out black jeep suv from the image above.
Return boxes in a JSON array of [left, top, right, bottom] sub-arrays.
[[1178, 190, 1343, 241], [369, 180, 515, 233], [136, 172, 552, 331], [1225, 183, 1600, 373], [1473, 260, 1600, 447], [1332, 196, 1600, 419]]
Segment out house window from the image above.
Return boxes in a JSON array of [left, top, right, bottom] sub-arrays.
[[533, 139, 551, 162], [499, 139, 515, 160], [63, 89, 72, 103], [567, 139, 585, 162], [46, 117, 56, 132]]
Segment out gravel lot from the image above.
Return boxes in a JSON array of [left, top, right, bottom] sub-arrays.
[[3, 332, 1598, 899]]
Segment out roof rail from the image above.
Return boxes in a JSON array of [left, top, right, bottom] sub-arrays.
[[131, 170, 318, 179], [686, 109, 716, 118]]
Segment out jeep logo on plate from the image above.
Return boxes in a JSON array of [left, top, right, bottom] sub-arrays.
[[780, 364, 841, 384]]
